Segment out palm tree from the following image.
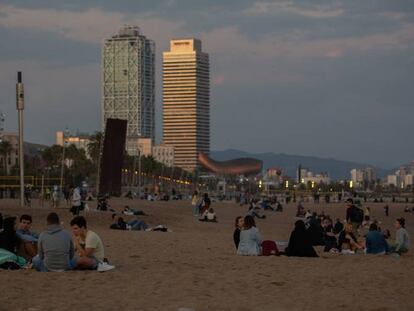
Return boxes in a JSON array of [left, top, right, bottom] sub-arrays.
[[87, 132, 103, 163], [0, 141, 13, 175]]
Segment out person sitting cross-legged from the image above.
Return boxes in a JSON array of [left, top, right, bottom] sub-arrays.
[[16, 214, 39, 259], [32, 212, 74, 272], [365, 223, 389, 255], [70, 216, 114, 272]]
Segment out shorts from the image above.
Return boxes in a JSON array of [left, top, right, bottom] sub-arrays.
[[69, 256, 99, 270]]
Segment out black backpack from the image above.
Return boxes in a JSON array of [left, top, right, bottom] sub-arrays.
[[352, 206, 364, 223]]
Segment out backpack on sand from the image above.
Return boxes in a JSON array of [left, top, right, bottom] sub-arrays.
[[261, 240, 279, 256]]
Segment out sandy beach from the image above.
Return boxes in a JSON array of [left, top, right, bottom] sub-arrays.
[[0, 198, 413, 311]]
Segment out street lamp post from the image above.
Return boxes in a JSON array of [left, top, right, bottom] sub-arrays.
[[16, 72, 25, 207], [59, 128, 69, 194]]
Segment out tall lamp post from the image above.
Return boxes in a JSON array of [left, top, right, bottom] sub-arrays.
[[59, 128, 69, 193], [16, 72, 25, 207]]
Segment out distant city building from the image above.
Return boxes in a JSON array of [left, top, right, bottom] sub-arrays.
[[386, 175, 398, 187], [0, 132, 19, 175], [299, 167, 330, 184], [102, 25, 155, 156], [153, 144, 174, 167], [386, 164, 414, 188], [163, 38, 210, 171], [56, 131, 92, 157], [350, 167, 377, 188]]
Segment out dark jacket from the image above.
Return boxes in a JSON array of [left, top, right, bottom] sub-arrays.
[[286, 221, 318, 257], [366, 230, 389, 254], [233, 228, 240, 249], [0, 217, 18, 253]]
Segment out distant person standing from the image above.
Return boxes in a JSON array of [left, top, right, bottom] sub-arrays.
[[345, 198, 363, 236], [191, 190, 200, 216], [70, 186, 82, 216], [384, 205, 389, 217]]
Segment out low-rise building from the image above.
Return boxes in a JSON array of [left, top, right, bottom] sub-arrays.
[[153, 144, 174, 167]]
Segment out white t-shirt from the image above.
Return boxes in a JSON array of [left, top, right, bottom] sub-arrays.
[[78, 230, 105, 261]]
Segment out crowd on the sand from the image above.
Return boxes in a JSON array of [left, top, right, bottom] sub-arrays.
[[0, 212, 115, 272], [0, 189, 411, 272], [229, 197, 410, 257]]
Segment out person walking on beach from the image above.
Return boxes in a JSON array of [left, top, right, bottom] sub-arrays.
[[70, 186, 82, 216], [345, 198, 363, 236]]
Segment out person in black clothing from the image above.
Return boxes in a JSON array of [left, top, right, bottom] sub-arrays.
[[285, 220, 318, 257], [0, 216, 19, 253], [333, 218, 344, 235], [384, 205, 389, 217], [307, 217, 325, 246], [233, 216, 243, 249], [0, 212, 3, 230], [322, 218, 337, 252]]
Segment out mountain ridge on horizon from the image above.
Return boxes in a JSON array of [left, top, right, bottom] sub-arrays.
[[210, 149, 391, 180]]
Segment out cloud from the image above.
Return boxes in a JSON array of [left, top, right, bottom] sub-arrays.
[[244, 1, 344, 19], [0, 5, 185, 44]]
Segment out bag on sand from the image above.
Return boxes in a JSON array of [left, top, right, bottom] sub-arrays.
[[261, 240, 279, 256]]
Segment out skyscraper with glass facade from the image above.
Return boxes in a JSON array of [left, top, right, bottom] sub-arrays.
[[102, 25, 155, 155]]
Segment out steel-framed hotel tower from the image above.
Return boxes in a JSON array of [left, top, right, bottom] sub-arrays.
[[163, 39, 210, 171], [102, 26, 155, 154]]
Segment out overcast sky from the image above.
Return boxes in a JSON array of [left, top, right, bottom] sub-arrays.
[[0, 1, 413, 168]]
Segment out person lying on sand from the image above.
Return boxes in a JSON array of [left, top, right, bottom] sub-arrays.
[[122, 206, 147, 216], [110, 214, 148, 231]]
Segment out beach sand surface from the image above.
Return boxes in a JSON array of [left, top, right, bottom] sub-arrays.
[[0, 198, 413, 311]]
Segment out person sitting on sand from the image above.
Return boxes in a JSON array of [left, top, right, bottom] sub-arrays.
[[338, 224, 363, 253], [70, 216, 114, 271], [296, 204, 306, 217], [333, 218, 344, 235], [110, 214, 148, 231], [365, 223, 389, 255], [199, 193, 211, 216], [237, 215, 262, 256], [233, 216, 243, 249], [198, 207, 217, 222], [322, 218, 337, 252], [16, 214, 39, 259], [0, 216, 19, 254], [285, 220, 318, 257], [247, 202, 266, 219], [389, 218, 410, 254], [32, 212, 74, 272]]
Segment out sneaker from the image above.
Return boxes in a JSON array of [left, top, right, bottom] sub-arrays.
[[97, 262, 115, 272]]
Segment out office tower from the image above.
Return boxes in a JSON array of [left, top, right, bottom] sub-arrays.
[[102, 25, 155, 155], [163, 39, 210, 171]]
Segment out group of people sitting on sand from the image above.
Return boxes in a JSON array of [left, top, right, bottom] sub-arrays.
[[191, 191, 217, 222], [233, 197, 410, 257], [0, 212, 115, 272]]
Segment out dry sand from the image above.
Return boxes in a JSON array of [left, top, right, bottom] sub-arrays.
[[0, 198, 413, 311]]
